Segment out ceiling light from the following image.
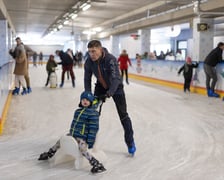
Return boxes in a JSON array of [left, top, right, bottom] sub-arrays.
[[80, 3, 87, 9], [58, 24, 63, 29], [82, 4, 91, 11], [63, 20, 69, 25], [71, 14, 78, 19], [82, 30, 96, 35], [93, 27, 102, 32]]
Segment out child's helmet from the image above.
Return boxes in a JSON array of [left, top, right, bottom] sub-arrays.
[[80, 91, 94, 103]]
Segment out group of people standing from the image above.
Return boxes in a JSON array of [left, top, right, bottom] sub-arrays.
[[45, 49, 85, 88], [177, 42, 224, 97]]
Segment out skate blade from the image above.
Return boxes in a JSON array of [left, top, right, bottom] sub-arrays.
[[128, 152, 135, 157], [91, 168, 106, 174]]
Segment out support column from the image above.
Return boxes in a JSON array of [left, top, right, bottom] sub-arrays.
[[109, 35, 119, 58], [139, 29, 150, 55], [0, 20, 8, 66], [192, 17, 214, 61]]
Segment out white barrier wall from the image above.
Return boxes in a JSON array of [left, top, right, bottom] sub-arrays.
[[129, 59, 224, 91]]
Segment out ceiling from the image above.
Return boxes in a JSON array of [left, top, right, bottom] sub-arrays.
[[1, 0, 224, 45]]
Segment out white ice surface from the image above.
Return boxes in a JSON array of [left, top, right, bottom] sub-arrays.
[[1, 65, 224, 180]]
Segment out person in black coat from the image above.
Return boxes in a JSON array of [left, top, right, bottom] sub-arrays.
[[203, 42, 224, 97], [178, 56, 198, 92], [84, 40, 136, 156], [55, 50, 75, 87]]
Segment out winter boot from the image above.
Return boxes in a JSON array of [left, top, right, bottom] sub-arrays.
[[12, 87, 20, 95], [128, 142, 136, 156], [89, 157, 106, 174], [27, 87, 32, 93], [21, 88, 27, 95]]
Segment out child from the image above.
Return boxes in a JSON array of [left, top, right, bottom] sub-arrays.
[[38, 91, 106, 174], [45, 55, 58, 87], [178, 56, 199, 92]]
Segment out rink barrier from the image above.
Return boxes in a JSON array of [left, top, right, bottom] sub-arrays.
[[129, 73, 224, 98], [129, 59, 224, 98], [0, 91, 12, 135]]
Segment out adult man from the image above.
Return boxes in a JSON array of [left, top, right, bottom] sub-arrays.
[[204, 42, 224, 97], [55, 50, 75, 87], [84, 40, 136, 155]]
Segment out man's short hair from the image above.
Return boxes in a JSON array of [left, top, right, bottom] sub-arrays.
[[15, 37, 21, 41], [217, 42, 224, 47], [87, 40, 102, 48]]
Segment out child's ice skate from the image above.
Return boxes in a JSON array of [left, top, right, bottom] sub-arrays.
[[89, 157, 106, 174], [38, 148, 56, 160]]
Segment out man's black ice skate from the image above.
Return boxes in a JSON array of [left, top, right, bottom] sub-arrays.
[[128, 142, 136, 156]]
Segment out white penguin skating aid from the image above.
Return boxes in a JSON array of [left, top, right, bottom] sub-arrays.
[[49, 71, 57, 88]]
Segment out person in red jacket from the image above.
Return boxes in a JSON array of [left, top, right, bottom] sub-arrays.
[[118, 49, 132, 84]]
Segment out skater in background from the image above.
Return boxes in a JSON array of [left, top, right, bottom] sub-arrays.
[[203, 42, 224, 97], [38, 91, 106, 173], [178, 56, 199, 93], [9, 40, 28, 95], [33, 51, 38, 67], [10, 37, 33, 93], [45, 55, 57, 87], [55, 50, 75, 88], [84, 40, 136, 156], [39, 51, 43, 65], [118, 49, 132, 85]]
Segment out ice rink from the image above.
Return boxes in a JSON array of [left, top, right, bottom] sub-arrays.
[[1, 65, 224, 180]]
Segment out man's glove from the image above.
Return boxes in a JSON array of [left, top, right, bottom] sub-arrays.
[[97, 94, 107, 102]]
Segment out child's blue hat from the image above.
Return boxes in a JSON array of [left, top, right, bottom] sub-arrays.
[[80, 91, 94, 103]]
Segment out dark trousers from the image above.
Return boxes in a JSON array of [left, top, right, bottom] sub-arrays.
[[120, 69, 128, 83], [94, 83, 134, 147], [184, 76, 191, 91], [203, 63, 217, 91], [46, 71, 54, 85], [61, 65, 75, 83]]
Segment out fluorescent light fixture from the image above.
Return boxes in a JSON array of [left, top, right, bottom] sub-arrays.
[[71, 13, 78, 19], [63, 13, 69, 18], [58, 24, 63, 29], [82, 30, 96, 35], [93, 27, 102, 32], [82, 4, 91, 11], [80, 3, 87, 9], [63, 20, 69, 25]]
